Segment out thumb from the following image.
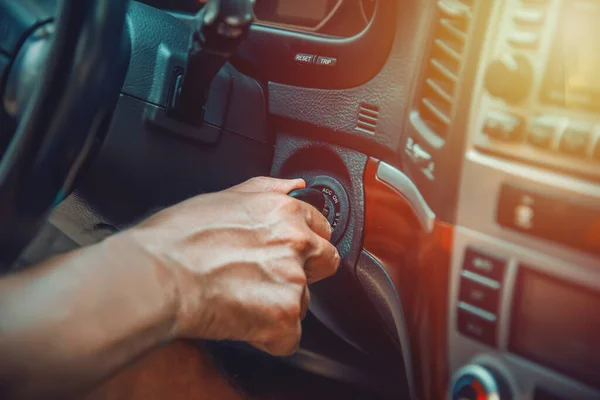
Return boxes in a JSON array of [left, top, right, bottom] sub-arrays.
[[229, 177, 306, 194]]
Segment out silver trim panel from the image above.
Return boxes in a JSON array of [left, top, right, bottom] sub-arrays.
[[376, 161, 435, 232]]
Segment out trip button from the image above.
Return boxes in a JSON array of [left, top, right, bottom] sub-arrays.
[[527, 116, 560, 148], [315, 56, 337, 67], [459, 272, 501, 314], [483, 111, 524, 142], [457, 304, 497, 347], [560, 123, 592, 156], [463, 248, 506, 282]]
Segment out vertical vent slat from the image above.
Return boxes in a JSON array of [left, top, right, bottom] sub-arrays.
[[417, 0, 474, 140]]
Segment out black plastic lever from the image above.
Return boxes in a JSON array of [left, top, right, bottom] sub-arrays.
[[171, 0, 254, 126]]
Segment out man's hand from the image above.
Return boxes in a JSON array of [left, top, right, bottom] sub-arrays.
[[126, 177, 340, 356]]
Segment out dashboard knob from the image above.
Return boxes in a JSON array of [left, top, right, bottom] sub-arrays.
[[451, 364, 513, 400], [484, 53, 534, 104]]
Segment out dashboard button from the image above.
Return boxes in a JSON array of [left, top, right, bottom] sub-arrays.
[[560, 123, 592, 156], [457, 305, 497, 347], [463, 248, 506, 282], [459, 274, 501, 314], [497, 184, 600, 255], [527, 116, 560, 148], [514, 8, 545, 25], [484, 55, 534, 103], [508, 31, 540, 49], [294, 53, 315, 64], [483, 111, 524, 141], [315, 56, 337, 67]]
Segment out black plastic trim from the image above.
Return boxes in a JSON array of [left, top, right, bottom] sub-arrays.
[[231, 0, 397, 89]]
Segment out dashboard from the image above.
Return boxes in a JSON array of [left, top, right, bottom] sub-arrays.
[[41, 0, 600, 399], [140, 0, 375, 36]]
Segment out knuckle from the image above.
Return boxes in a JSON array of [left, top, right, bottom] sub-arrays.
[[248, 176, 269, 186], [279, 195, 300, 212], [290, 269, 308, 287], [277, 339, 300, 357], [331, 249, 341, 272], [288, 230, 312, 252], [281, 300, 302, 322], [271, 296, 302, 325]]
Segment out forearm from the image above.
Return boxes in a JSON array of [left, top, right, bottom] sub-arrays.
[[0, 233, 178, 399]]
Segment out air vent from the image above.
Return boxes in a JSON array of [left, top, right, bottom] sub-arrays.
[[416, 0, 475, 140], [356, 103, 380, 135]]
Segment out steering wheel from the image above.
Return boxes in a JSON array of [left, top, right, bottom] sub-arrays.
[[0, 0, 130, 269]]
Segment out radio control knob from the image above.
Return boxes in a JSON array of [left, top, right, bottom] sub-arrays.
[[451, 364, 513, 400], [484, 54, 534, 104]]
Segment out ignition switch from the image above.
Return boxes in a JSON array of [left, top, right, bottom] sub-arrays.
[[308, 176, 350, 244]]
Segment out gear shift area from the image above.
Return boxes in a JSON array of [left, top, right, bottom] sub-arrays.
[[170, 0, 255, 126]]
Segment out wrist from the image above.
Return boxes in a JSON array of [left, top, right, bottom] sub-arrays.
[[102, 230, 181, 343]]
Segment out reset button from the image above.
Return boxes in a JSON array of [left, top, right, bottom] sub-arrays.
[[294, 53, 315, 64]]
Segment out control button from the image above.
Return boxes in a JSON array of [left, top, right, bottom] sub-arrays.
[[483, 111, 524, 141], [451, 365, 513, 400], [294, 53, 315, 64], [315, 56, 337, 67], [459, 273, 500, 314], [484, 54, 534, 103], [527, 116, 560, 148], [463, 248, 506, 282], [457, 305, 497, 346], [508, 31, 540, 49], [497, 184, 600, 255], [514, 8, 545, 25], [560, 123, 592, 156]]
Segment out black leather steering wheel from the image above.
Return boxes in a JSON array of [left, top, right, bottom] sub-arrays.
[[0, 0, 130, 269]]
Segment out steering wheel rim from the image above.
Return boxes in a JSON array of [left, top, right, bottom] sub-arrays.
[[0, 0, 130, 269]]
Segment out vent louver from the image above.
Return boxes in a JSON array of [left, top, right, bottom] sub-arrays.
[[356, 103, 379, 135], [417, 0, 474, 140]]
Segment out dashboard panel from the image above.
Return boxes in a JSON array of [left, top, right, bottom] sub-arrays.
[[446, 0, 600, 398], [41, 0, 600, 399], [138, 0, 374, 37]]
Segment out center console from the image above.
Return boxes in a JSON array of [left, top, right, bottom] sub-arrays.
[[449, 0, 600, 398], [473, 0, 600, 182]]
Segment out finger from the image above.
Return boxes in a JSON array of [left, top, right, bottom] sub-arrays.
[[248, 341, 271, 354], [261, 320, 302, 357], [304, 236, 340, 284], [294, 199, 333, 242], [230, 177, 305, 194], [300, 286, 310, 320]]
